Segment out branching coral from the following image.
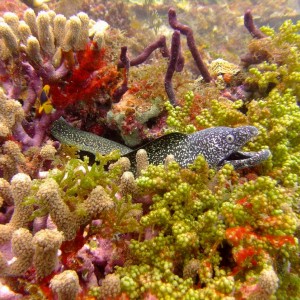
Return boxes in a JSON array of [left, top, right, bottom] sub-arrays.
[[115, 156, 298, 299], [0, 87, 24, 140], [192, 19, 300, 187], [33, 229, 64, 280], [0, 173, 33, 244], [50, 270, 80, 300], [245, 19, 300, 99], [0, 228, 34, 276], [0, 7, 121, 149], [0, 140, 57, 180]]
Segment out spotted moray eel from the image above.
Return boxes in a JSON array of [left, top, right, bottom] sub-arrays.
[[51, 117, 270, 170]]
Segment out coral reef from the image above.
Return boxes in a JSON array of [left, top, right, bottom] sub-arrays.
[[0, 1, 299, 299], [0, 6, 126, 150]]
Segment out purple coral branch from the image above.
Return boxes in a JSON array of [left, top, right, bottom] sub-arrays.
[[244, 9, 266, 39], [118, 36, 170, 68], [35, 61, 69, 83], [14, 109, 63, 149], [113, 46, 130, 102], [168, 8, 212, 83], [165, 31, 181, 106], [241, 10, 268, 66], [21, 62, 43, 114], [175, 41, 185, 72]]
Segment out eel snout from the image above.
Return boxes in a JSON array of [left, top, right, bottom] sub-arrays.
[[220, 149, 271, 169]]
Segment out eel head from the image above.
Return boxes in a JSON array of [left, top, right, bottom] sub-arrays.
[[190, 126, 271, 169]]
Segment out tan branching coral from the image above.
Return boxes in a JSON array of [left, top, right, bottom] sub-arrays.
[[241, 266, 279, 299], [164, 154, 175, 169], [0, 141, 27, 180], [183, 258, 201, 280], [136, 149, 149, 177], [100, 274, 121, 299], [108, 157, 131, 173], [37, 178, 78, 240], [0, 252, 8, 275], [0, 88, 24, 139], [81, 185, 115, 220], [7, 228, 34, 276], [32, 229, 64, 280], [257, 267, 279, 299], [39, 143, 57, 161], [120, 171, 137, 196], [0, 9, 94, 63], [37, 178, 116, 240], [0, 228, 34, 277], [50, 270, 80, 300], [0, 7, 110, 80], [0, 227, 64, 280], [0, 178, 14, 206], [0, 173, 33, 244], [0, 141, 57, 180]]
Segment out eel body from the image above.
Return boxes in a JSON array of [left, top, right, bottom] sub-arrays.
[[51, 117, 132, 156], [51, 118, 271, 170]]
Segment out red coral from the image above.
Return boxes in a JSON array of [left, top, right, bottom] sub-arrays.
[[236, 197, 253, 209], [226, 226, 257, 246], [264, 234, 295, 248], [50, 43, 121, 109], [61, 228, 85, 268], [234, 246, 259, 267]]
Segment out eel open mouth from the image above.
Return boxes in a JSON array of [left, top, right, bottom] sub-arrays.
[[219, 149, 271, 169]]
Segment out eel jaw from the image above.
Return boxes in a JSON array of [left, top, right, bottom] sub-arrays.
[[219, 149, 271, 169]]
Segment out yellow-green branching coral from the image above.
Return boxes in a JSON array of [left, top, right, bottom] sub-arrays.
[[195, 98, 247, 128], [247, 88, 300, 185], [114, 148, 299, 299], [165, 91, 196, 134], [246, 19, 300, 99]]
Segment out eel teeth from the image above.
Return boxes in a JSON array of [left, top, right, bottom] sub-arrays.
[[221, 149, 271, 169]]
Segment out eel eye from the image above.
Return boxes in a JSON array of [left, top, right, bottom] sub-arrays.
[[226, 134, 235, 143]]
